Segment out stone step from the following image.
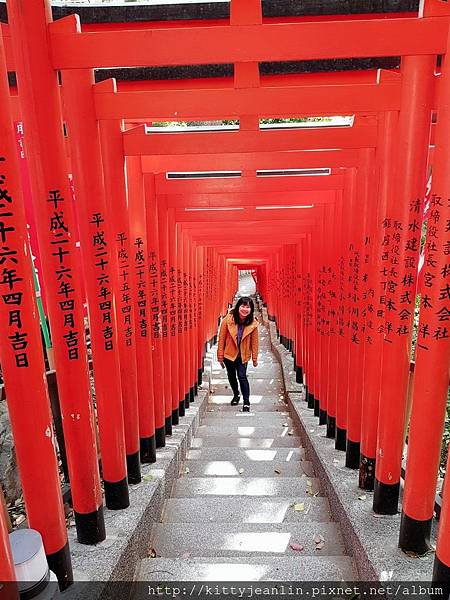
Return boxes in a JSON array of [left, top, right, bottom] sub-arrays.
[[186, 447, 306, 461], [137, 555, 356, 581], [206, 402, 290, 412], [196, 424, 298, 438], [211, 380, 284, 391], [190, 436, 303, 449], [202, 413, 292, 423], [172, 476, 321, 497], [149, 522, 346, 557], [161, 496, 331, 524], [181, 459, 315, 478]]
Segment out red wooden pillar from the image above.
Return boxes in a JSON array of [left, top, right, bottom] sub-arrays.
[[144, 174, 166, 446], [0, 31, 72, 587], [305, 233, 316, 410], [167, 208, 183, 419], [374, 55, 434, 514], [126, 159, 156, 463], [62, 66, 129, 510], [157, 197, 174, 432], [7, 0, 105, 545], [335, 168, 356, 450], [99, 115, 141, 484], [197, 246, 206, 384], [400, 37, 449, 557], [191, 241, 200, 394], [186, 234, 196, 402], [296, 239, 306, 383], [359, 112, 398, 490], [176, 225, 188, 411], [326, 196, 342, 438], [346, 150, 374, 468]]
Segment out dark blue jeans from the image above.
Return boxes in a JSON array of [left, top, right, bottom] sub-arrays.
[[224, 355, 250, 402]]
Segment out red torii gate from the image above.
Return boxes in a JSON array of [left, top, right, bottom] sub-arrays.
[[0, 0, 449, 592]]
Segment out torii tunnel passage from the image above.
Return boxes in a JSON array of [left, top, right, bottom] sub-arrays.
[[0, 0, 450, 592]]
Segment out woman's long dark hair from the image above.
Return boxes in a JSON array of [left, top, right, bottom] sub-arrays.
[[232, 296, 255, 327]]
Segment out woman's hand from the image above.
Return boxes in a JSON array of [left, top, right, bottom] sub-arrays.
[[219, 361, 225, 369], [253, 360, 258, 368]]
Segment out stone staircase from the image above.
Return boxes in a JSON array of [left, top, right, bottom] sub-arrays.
[[137, 324, 357, 582]]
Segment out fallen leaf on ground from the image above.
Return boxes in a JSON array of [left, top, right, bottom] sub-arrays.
[[274, 469, 281, 474], [283, 423, 289, 427], [287, 431, 294, 436], [238, 468, 244, 474], [358, 495, 367, 501], [142, 474, 153, 482], [293, 503, 305, 512], [290, 543, 304, 552], [315, 541, 325, 550], [314, 534, 324, 544], [148, 548, 157, 558], [184, 467, 190, 474], [403, 550, 420, 559]]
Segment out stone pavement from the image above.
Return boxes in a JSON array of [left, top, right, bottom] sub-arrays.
[[137, 309, 357, 582]]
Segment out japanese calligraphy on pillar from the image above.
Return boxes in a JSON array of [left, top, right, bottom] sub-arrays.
[[0, 156, 29, 368], [198, 272, 204, 324], [337, 255, 346, 337], [90, 212, 114, 351], [169, 265, 177, 338], [183, 270, 189, 333], [363, 235, 377, 345], [47, 189, 80, 360], [349, 243, 361, 345], [149, 250, 160, 339], [116, 232, 133, 346], [177, 267, 184, 338], [417, 194, 450, 349], [160, 258, 168, 338], [134, 237, 148, 339]]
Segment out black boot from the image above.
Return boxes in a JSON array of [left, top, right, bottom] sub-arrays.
[[231, 394, 240, 406], [242, 399, 250, 412]]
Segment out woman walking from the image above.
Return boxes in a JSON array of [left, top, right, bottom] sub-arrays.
[[217, 296, 259, 412]]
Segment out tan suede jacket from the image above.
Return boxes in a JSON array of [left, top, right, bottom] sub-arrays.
[[217, 313, 259, 364]]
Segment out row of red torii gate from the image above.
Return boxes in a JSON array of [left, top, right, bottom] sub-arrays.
[[0, 0, 450, 593]]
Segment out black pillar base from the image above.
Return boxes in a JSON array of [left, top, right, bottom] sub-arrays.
[[307, 392, 315, 410], [319, 408, 327, 426], [184, 392, 190, 409], [47, 541, 73, 591], [172, 408, 179, 426], [155, 426, 166, 448], [104, 476, 129, 510], [74, 505, 106, 545], [432, 556, 450, 598], [189, 386, 195, 402], [140, 435, 156, 463], [399, 512, 433, 555], [335, 427, 347, 451], [165, 416, 172, 436], [326, 415, 336, 439], [359, 454, 375, 491], [126, 450, 142, 484], [179, 398, 185, 417], [314, 398, 320, 417], [194, 382, 198, 396], [373, 478, 400, 515], [198, 368, 203, 385], [345, 439, 360, 470], [296, 366, 303, 384]]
